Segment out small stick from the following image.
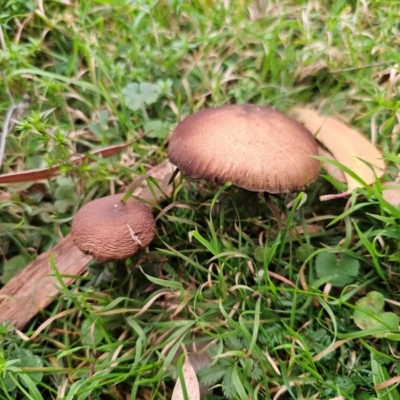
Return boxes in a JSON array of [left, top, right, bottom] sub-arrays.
[[319, 191, 351, 201]]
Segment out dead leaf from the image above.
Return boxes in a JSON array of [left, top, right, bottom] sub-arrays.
[[171, 339, 213, 399], [381, 182, 400, 207], [317, 145, 346, 183], [0, 142, 132, 185], [172, 351, 201, 400], [132, 161, 175, 202], [291, 107, 385, 196], [291, 223, 322, 236]]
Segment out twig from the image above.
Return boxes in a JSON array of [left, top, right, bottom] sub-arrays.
[[0, 94, 30, 168], [331, 61, 394, 74]]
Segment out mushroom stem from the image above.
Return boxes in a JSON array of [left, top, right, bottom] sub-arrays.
[[263, 192, 283, 229]]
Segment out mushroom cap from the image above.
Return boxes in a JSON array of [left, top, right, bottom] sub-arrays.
[[168, 104, 320, 193], [71, 194, 155, 262]]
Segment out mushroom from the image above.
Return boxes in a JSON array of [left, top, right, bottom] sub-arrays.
[[168, 104, 320, 219], [71, 193, 156, 263]]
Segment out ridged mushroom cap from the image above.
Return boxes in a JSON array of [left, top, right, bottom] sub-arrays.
[[71, 194, 155, 262], [168, 104, 320, 193]]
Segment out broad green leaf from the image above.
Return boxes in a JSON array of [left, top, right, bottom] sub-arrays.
[[253, 247, 265, 262], [315, 251, 359, 287], [295, 243, 314, 262], [122, 82, 162, 110], [80, 319, 104, 346], [54, 179, 77, 213], [1, 255, 30, 284], [2, 348, 43, 392], [144, 120, 170, 139], [54, 199, 72, 213], [353, 291, 398, 337]]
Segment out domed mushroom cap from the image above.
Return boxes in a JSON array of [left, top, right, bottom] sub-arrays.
[[71, 194, 155, 262], [168, 104, 320, 193]]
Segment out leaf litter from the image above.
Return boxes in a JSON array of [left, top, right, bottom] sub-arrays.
[[381, 181, 400, 207], [172, 346, 201, 400], [291, 107, 386, 200]]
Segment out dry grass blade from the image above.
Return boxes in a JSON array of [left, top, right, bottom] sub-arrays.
[[373, 375, 400, 390], [291, 107, 385, 195], [0, 160, 173, 330]]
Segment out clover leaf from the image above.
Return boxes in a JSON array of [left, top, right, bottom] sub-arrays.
[[122, 82, 162, 111], [353, 291, 398, 337], [144, 120, 170, 139], [315, 251, 359, 287], [2, 348, 43, 392]]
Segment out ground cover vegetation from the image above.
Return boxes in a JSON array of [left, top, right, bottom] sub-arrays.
[[1, 0, 400, 398]]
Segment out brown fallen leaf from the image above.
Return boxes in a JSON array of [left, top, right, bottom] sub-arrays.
[[291, 107, 385, 199], [0, 160, 175, 330], [381, 182, 400, 207], [172, 348, 201, 400], [317, 145, 346, 183], [0, 142, 132, 184], [172, 339, 213, 399]]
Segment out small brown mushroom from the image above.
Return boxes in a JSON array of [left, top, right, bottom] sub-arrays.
[[71, 194, 155, 262], [168, 104, 320, 194]]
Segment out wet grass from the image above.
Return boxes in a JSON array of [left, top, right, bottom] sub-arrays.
[[1, 0, 400, 398]]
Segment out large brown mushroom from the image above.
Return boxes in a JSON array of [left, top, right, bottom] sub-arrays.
[[168, 104, 320, 194], [71, 193, 155, 263]]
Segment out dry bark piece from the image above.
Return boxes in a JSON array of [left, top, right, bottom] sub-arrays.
[[291, 107, 385, 195], [71, 194, 155, 262], [0, 235, 92, 330], [168, 104, 320, 194]]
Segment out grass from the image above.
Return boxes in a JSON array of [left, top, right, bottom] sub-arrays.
[[1, 0, 400, 398]]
